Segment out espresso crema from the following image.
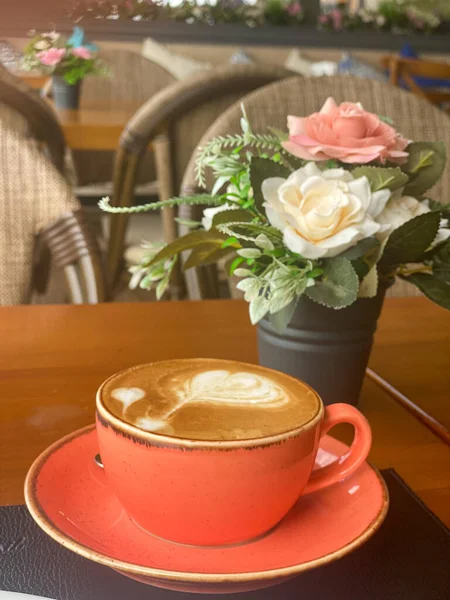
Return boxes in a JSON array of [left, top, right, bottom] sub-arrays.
[[100, 359, 320, 441]]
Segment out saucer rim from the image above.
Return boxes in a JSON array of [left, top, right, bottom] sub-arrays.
[[25, 424, 389, 585]]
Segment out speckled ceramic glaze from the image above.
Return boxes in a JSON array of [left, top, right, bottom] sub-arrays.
[[95, 366, 373, 546], [25, 426, 388, 595]]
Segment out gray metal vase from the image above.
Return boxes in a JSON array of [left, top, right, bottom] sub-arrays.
[[257, 288, 386, 407], [52, 76, 81, 110]]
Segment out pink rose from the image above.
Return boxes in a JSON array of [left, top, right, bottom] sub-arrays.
[[283, 97, 410, 164], [37, 48, 66, 67], [71, 46, 93, 60]]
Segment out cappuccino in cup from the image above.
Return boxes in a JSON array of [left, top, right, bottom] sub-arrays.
[[102, 358, 320, 441], [96, 358, 372, 546]]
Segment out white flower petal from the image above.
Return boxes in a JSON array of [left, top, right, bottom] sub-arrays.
[[264, 205, 288, 232], [300, 175, 327, 196], [322, 168, 352, 181], [348, 177, 371, 210], [369, 188, 391, 218], [430, 227, 450, 249], [261, 177, 286, 203], [283, 226, 328, 259]]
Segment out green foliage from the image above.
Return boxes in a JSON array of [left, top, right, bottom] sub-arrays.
[[339, 238, 380, 261], [212, 209, 255, 227], [147, 230, 226, 268], [402, 273, 450, 310], [379, 212, 441, 269], [195, 132, 286, 188], [403, 142, 447, 196], [22, 30, 107, 84], [217, 222, 283, 243], [351, 166, 408, 192], [184, 245, 233, 270], [269, 299, 299, 333], [98, 194, 220, 214], [306, 258, 359, 309], [432, 241, 450, 283]]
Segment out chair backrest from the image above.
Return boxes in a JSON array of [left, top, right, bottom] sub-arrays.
[[381, 56, 450, 110], [74, 48, 177, 189], [0, 64, 67, 175], [181, 74, 450, 299], [0, 109, 105, 305], [81, 48, 176, 108], [107, 63, 292, 287]]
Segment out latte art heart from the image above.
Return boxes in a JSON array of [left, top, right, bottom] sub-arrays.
[[177, 370, 289, 407]]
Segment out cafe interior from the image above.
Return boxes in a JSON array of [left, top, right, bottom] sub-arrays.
[[0, 0, 449, 598]]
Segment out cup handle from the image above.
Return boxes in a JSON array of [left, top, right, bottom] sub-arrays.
[[303, 403, 372, 495]]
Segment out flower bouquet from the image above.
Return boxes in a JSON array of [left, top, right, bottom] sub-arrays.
[[100, 98, 450, 403], [22, 27, 107, 109]]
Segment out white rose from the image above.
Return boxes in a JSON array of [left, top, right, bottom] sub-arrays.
[[202, 203, 237, 231], [34, 40, 50, 50], [261, 162, 391, 259], [377, 194, 450, 248]]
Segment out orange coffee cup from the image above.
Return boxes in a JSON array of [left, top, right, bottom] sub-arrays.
[[96, 361, 372, 546]]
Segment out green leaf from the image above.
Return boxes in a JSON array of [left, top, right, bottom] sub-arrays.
[[222, 236, 239, 248], [358, 266, 378, 298], [306, 257, 359, 309], [229, 257, 245, 275], [403, 142, 447, 196], [174, 217, 201, 229], [269, 289, 296, 315], [351, 166, 408, 192], [379, 212, 441, 269], [148, 230, 225, 267], [98, 194, 219, 214], [255, 233, 274, 251], [249, 295, 270, 325], [426, 198, 450, 220], [183, 244, 232, 270], [249, 157, 290, 212], [339, 237, 380, 261], [269, 299, 299, 333], [212, 209, 254, 227], [156, 275, 170, 300], [217, 222, 283, 243], [402, 273, 450, 310], [237, 248, 261, 259], [268, 127, 289, 142], [432, 241, 450, 283]]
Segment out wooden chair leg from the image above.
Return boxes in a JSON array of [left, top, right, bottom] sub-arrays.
[[107, 149, 140, 290], [153, 132, 185, 300]]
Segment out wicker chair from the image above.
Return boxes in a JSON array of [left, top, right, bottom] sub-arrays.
[[180, 75, 450, 300], [73, 49, 176, 194], [0, 64, 67, 176], [0, 108, 105, 305], [106, 63, 292, 291]]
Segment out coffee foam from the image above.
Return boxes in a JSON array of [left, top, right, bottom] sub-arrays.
[[101, 359, 320, 441]]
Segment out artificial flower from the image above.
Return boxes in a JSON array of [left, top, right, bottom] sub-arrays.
[[283, 97, 410, 164], [262, 162, 391, 259]]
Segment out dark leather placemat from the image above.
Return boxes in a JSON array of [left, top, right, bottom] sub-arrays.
[[1, 469, 449, 599]]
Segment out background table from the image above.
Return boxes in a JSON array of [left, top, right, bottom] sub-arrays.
[[54, 106, 142, 151], [0, 298, 449, 525]]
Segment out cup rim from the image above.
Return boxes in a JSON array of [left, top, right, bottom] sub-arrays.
[[96, 358, 324, 450]]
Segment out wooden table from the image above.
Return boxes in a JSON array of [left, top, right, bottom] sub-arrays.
[[54, 106, 141, 151], [0, 298, 449, 526], [15, 71, 49, 91]]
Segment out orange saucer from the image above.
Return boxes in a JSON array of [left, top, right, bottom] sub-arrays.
[[25, 426, 388, 595]]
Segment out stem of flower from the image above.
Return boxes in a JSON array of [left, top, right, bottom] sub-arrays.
[[396, 264, 432, 277]]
